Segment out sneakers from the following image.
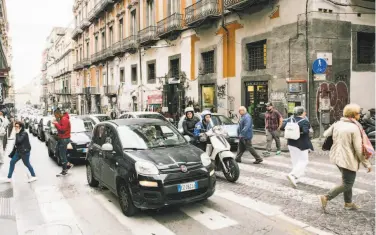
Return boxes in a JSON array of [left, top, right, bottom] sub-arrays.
[[286, 174, 297, 188], [67, 163, 74, 170], [318, 195, 328, 211], [28, 177, 38, 183], [276, 151, 281, 155], [56, 170, 68, 177], [253, 159, 263, 164], [262, 151, 271, 156], [0, 177, 11, 183], [344, 203, 360, 210], [235, 158, 242, 163]]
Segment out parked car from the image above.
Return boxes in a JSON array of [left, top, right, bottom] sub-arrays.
[[86, 118, 216, 216], [31, 117, 42, 136], [80, 114, 111, 125], [75, 116, 96, 138], [178, 113, 239, 148], [119, 112, 174, 123], [37, 116, 52, 142], [46, 117, 91, 165]]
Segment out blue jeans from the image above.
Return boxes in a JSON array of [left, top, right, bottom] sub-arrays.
[[58, 138, 70, 170], [8, 151, 36, 178]]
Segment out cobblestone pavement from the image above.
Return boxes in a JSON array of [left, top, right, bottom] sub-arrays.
[[0, 134, 374, 235]]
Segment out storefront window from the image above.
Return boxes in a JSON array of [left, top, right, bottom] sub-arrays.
[[201, 85, 215, 110], [245, 81, 268, 129]]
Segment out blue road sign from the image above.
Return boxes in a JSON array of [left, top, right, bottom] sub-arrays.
[[312, 58, 327, 74]]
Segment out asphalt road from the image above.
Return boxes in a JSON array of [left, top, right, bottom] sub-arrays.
[[0, 132, 374, 235]]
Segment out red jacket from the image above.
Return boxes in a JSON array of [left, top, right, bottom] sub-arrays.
[[54, 112, 71, 139]]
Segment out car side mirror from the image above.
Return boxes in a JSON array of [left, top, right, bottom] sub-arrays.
[[102, 143, 113, 152], [184, 135, 191, 142]]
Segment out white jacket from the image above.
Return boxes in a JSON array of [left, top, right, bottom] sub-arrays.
[[324, 117, 371, 171]]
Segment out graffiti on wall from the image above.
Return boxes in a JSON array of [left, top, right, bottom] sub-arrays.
[[316, 81, 349, 124], [217, 84, 226, 99]]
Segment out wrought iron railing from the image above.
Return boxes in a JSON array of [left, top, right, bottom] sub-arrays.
[[71, 27, 83, 39], [138, 26, 158, 45], [157, 13, 183, 37], [82, 58, 91, 67], [88, 0, 114, 22], [113, 41, 123, 54], [185, 0, 220, 25], [123, 35, 138, 52], [73, 61, 84, 70], [104, 85, 118, 95], [103, 45, 114, 59], [80, 19, 91, 30]]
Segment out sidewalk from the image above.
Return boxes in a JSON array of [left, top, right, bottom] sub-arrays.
[[252, 132, 324, 153]]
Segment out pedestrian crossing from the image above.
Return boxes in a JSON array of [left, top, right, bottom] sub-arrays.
[[1, 136, 374, 235]]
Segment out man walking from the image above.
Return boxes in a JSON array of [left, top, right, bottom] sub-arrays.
[[53, 109, 73, 176], [235, 106, 263, 164], [0, 110, 8, 164], [263, 102, 283, 156]]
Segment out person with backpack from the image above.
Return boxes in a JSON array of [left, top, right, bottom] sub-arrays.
[[281, 106, 313, 188], [318, 104, 372, 211], [0, 109, 9, 164]]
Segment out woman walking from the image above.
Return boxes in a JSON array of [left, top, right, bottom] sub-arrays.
[[2, 121, 37, 183], [282, 106, 313, 188], [319, 104, 372, 211]]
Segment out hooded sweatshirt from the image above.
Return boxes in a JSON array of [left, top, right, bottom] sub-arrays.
[[54, 112, 71, 139]]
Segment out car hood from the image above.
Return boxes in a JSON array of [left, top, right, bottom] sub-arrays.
[[223, 124, 238, 137], [70, 132, 91, 145], [126, 144, 203, 169]]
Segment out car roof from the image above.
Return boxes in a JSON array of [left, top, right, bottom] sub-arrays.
[[125, 112, 163, 115], [105, 118, 166, 126]]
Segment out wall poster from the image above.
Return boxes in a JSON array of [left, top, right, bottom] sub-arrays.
[[201, 85, 215, 109]]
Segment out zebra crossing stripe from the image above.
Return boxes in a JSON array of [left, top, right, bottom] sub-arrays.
[[180, 203, 238, 230], [94, 194, 175, 235], [238, 163, 368, 194], [263, 159, 374, 186]]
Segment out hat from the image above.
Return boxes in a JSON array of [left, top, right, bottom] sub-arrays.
[[265, 102, 273, 107]]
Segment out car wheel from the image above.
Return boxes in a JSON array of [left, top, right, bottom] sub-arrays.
[[117, 181, 138, 217], [86, 164, 99, 187], [47, 142, 53, 157]]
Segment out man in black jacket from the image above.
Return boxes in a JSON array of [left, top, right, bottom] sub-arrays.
[[2, 121, 37, 183], [182, 107, 199, 141]]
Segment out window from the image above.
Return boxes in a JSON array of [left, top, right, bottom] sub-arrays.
[[247, 40, 267, 71], [86, 42, 89, 58], [131, 10, 137, 35], [170, 58, 179, 78], [120, 68, 125, 83], [168, 0, 180, 15], [147, 62, 156, 83], [109, 26, 113, 46], [76, 50, 79, 62], [79, 48, 83, 61], [78, 11, 81, 24], [146, 0, 155, 27], [95, 36, 98, 53], [131, 65, 137, 84], [101, 31, 106, 49], [119, 18, 124, 40], [202, 50, 215, 74], [357, 32, 375, 64], [75, 16, 78, 27]]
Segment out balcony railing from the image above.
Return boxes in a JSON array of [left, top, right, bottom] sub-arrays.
[[83, 87, 101, 94], [157, 13, 183, 38], [80, 19, 91, 30], [82, 58, 91, 67], [88, 0, 114, 22], [225, 0, 263, 9], [73, 61, 84, 70], [91, 50, 106, 63], [123, 35, 138, 53], [71, 27, 83, 39], [104, 85, 118, 95], [103, 45, 114, 59], [185, 0, 221, 25], [138, 26, 158, 45], [113, 41, 123, 54]]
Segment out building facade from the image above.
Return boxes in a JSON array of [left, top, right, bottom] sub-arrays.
[[71, 0, 375, 132], [0, 0, 13, 104]]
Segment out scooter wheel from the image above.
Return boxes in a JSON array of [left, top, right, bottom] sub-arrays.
[[222, 158, 240, 182]]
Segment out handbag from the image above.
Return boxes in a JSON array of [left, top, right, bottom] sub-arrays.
[[322, 135, 333, 151], [349, 118, 375, 159]]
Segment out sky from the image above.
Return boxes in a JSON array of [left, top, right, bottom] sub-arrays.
[[7, 0, 74, 89]]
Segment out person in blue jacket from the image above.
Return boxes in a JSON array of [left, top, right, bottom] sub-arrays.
[[235, 106, 263, 164], [194, 110, 214, 151]]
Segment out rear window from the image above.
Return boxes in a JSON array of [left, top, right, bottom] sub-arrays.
[[95, 116, 111, 122], [138, 114, 166, 121]]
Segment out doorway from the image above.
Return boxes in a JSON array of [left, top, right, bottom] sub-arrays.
[[244, 81, 268, 129], [200, 84, 215, 112]]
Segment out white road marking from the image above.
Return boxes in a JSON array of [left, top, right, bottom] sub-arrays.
[[94, 194, 175, 235], [238, 163, 368, 194], [180, 203, 238, 230], [262, 159, 374, 186], [268, 156, 338, 170]]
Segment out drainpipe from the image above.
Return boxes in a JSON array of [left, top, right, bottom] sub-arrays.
[[138, 4, 143, 111], [221, 0, 229, 114]]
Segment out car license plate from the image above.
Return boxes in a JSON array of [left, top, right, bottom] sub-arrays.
[[234, 139, 239, 143], [177, 181, 198, 192], [82, 148, 87, 153]]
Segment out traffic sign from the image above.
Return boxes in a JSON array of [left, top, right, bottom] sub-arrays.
[[312, 58, 327, 74]]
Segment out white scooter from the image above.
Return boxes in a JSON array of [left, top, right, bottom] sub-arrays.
[[201, 125, 240, 182]]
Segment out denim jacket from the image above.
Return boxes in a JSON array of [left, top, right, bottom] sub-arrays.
[[237, 113, 253, 140]]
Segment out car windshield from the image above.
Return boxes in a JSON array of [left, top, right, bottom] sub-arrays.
[[215, 115, 234, 125], [95, 115, 111, 122], [118, 123, 186, 149], [70, 119, 87, 133], [137, 114, 166, 121], [83, 120, 94, 131]]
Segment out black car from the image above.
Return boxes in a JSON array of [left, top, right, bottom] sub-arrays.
[[46, 117, 91, 165], [86, 119, 216, 216], [37, 116, 52, 142], [30, 118, 40, 136]]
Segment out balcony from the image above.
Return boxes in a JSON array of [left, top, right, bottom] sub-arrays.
[[157, 13, 184, 39], [113, 41, 123, 55], [138, 26, 158, 46], [82, 58, 91, 67], [104, 85, 118, 96], [83, 87, 101, 94], [91, 50, 106, 63], [185, 0, 221, 26], [73, 61, 84, 70], [88, 0, 114, 22], [71, 26, 83, 40], [103, 45, 115, 59], [80, 18, 91, 30], [123, 35, 138, 53], [225, 0, 269, 10]]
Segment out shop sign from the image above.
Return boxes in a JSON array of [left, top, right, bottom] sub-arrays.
[[244, 81, 268, 86], [147, 94, 162, 105]]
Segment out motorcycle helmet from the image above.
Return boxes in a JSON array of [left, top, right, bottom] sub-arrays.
[[201, 110, 212, 120], [184, 107, 194, 117]]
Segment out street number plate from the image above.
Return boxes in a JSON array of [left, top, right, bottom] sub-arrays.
[[178, 182, 198, 192]]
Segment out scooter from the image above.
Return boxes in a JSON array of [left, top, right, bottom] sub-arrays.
[[201, 125, 240, 182]]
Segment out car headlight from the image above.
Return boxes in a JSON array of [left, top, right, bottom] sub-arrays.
[[200, 153, 211, 167], [135, 161, 159, 175]]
